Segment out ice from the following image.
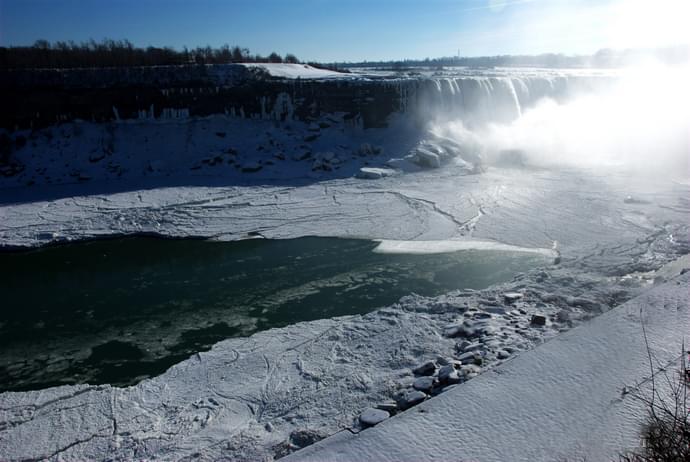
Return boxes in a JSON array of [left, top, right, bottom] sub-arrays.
[[0, 65, 688, 461], [240, 63, 354, 80], [373, 239, 557, 258], [289, 272, 690, 462]]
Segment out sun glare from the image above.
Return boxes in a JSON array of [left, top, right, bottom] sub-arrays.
[[606, 0, 690, 49]]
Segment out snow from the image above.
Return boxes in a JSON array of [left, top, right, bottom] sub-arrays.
[[0, 254, 687, 461], [0, 66, 688, 460], [241, 63, 355, 80], [355, 167, 397, 179], [289, 272, 690, 462], [0, 158, 687, 460], [373, 239, 557, 258]]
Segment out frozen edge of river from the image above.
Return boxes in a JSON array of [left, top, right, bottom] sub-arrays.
[[0, 248, 687, 461], [1, 167, 689, 460], [288, 271, 690, 462]]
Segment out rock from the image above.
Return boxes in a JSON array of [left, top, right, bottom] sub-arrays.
[[357, 143, 381, 156], [531, 314, 547, 326], [435, 356, 458, 367], [478, 325, 497, 336], [359, 408, 390, 426], [457, 351, 478, 363], [484, 306, 506, 315], [497, 350, 511, 359], [447, 323, 479, 339], [295, 151, 312, 161], [413, 360, 436, 376], [438, 365, 461, 384], [375, 401, 398, 412], [89, 152, 105, 162], [412, 376, 435, 392], [289, 429, 324, 448], [403, 390, 427, 407], [241, 162, 262, 173], [356, 167, 396, 180], [556, 310, 570, 323], [462, 342, 484, 353], [456, 340, 471, 351], [412, 148, 441, 168], [461, 364, 482, 378], [503, 292, 524, 304], [443, 325, 463, 338]]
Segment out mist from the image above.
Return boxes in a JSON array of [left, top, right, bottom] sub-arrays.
[[433, 64, 690, 175]]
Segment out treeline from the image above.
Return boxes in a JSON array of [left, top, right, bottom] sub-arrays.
[[340, 45, 689, 69], [0, 39, 301, 69], [342, 54, 595, 69]]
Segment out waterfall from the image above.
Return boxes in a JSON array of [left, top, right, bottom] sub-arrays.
[[397, 73, 613, 127]]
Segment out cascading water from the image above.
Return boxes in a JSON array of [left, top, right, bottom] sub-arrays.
[[400, 73, 614, 128], [425, 65, 689, 172]]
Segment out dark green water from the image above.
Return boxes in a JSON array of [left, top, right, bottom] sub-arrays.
[[0, 237, 550, 391]]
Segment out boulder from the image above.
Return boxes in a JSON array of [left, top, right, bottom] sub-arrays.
[[359, 408, 390, 426], [412, 360, 436, 376], [531, 314, 547, 326]]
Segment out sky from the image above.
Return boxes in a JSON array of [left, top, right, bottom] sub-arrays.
[[0, 0, 688, 62]]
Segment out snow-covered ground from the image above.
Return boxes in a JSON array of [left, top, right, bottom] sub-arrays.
[[288, 271, 690, 462], [0, 159, 687, 460], [0, 66, 688, 460], [241, 63, 355, 79]]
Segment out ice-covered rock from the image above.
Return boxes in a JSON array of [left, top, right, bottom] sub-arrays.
[[497, 350, 511, 360], [443, 324, 464, 338], [461, 342, 484, 353], [376, 401, 398, 412], [359, 408, 390, 426], [356, 167, 396, 180], [437, 365, 461, 384], [457, 351, 479, 363], [401, 390, 427, 407], [412, 360, 436, 376], [412, 147, 441, 169], [503, 292, 524, 304], [412, 377, 435, 392]]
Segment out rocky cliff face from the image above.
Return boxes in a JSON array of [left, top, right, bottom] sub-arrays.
[[1, 64, 615, 131]]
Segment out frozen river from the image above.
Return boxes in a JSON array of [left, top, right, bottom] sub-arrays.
[[0, 236, 550, 391]]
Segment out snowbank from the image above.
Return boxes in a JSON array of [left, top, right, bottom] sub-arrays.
[[241, 63, 355, 79], [290, 272, 690, 462]]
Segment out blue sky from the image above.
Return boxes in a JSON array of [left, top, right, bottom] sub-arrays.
[[0, 0, 688, 61]]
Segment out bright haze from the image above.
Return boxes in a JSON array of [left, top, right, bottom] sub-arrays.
[[0, 0, 689, 62]]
